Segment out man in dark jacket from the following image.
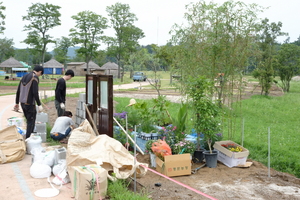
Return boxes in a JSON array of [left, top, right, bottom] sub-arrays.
[[15, 65, 44, 139], [55, 69, 74, 117]]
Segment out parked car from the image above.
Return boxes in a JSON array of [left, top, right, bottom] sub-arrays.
[[132, 72, 147, 82]]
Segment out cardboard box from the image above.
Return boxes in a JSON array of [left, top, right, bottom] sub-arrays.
[[69, 165, 107, 200], [156, 153, 191, 177], [213, 140, 249, 168], [7, 117, 23, 127]]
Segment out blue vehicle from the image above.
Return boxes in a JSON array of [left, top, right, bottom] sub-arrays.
[[132, 72, 147, 82]]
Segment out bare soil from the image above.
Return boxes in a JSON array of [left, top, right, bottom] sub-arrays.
[[3, 83, 300, 200]]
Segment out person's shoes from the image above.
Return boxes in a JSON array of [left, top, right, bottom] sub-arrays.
[[60, 138, 68, 144]]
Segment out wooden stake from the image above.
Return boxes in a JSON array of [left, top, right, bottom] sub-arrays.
[[84, 104, 99, 136]]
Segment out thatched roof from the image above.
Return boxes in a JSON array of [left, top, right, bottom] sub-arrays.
[[80, 61, 101, 69], [67, 62, 85, 66], [44, 58, 64, 68], [0, 57, 23, 68], [100, 62, 119, 70]]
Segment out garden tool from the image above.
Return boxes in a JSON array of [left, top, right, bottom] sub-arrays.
[[191, 163, 206, 174]]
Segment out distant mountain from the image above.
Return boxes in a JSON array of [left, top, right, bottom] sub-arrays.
[[67, 46, 80, 58], [49, 46, 80, 58]]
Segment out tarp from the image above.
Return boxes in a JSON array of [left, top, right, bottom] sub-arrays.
[[0, 125, 26, 164], [66, 120, 148, 179]]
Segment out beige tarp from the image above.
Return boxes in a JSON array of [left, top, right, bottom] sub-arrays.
[[0, 125, 26, 164], [66, 120, 148, 179]]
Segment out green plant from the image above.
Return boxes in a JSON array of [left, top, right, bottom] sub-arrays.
[[145, 139, 156, 154], [172, 139, 196, 155], [170, 102, 188, 139], [107, 178, 150, 200], [186, 76, 222, 153]]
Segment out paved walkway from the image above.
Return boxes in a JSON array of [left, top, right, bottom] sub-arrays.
[[0, 81, 153, 200]]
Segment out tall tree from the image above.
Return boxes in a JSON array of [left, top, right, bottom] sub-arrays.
[[0, 37, 14, 62], [106, 2, 145, 81], [170, 1, 264, 104], [253, 18, 286, 95], [69, 10, 108, 74], [53, 36, 72, 67], [22, 3, 61, 66], [0, 2, 5, 34], [273, 43, 300, 92]]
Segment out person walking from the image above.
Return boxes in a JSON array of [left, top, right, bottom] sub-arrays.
[[14, 65, 44, 139], [50, 111, 75, 143], [55, 69, 75, 117]]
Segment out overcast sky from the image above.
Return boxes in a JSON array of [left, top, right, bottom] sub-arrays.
[[1, 0, 299, 51]]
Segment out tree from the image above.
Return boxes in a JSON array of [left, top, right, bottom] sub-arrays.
[[69, 10, 108, 74], [53, 36, 72, 67], [22, 3, 61, 66], [253, 18, 287, 95], [170, 1, 264, 104], [106, 2, 145, 81], [0, 38, 14, 62], [0, 2, 5, 34], [273, 43, 300, 92]]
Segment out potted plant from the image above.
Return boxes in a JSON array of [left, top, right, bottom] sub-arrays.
[[172, 139, 196, 157], [186, 76, 222, 167], [145, 139, 157, 167]]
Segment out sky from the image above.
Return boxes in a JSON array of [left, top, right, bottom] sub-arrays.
[[1, 0, 300, 51]]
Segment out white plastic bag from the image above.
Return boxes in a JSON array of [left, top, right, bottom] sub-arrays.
[[52, 159, 66, 176], [31, 148, 56, 167], [30, 161, 51, 178]]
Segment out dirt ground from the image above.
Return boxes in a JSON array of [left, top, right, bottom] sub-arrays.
[[40, 83, 300, 200], [2, 82, 300, 199]]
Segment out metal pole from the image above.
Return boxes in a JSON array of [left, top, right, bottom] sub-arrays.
[[241, 118, 244, 146], [268, 127, 270, 178], [134, 127, 137, 193]]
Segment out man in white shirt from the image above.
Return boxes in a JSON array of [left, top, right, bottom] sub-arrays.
[[50, 111, 75, 143]]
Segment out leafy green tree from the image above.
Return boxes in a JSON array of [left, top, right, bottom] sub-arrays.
[[253, 18, 286, 95], [0, 38, 14, 62], [273, 43, 300, 92], [170, 1, 264, 104], [22, 3, 61, 66], [106, 2, 145, 81], [53, 36, 72, 67], [69, 10, 108, 73], [0, 2, 6, 34]]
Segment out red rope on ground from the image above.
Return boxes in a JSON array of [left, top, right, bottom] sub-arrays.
[[140, 164, 218, 200]]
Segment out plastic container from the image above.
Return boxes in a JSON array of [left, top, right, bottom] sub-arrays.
[[26, 135, 42, 155]]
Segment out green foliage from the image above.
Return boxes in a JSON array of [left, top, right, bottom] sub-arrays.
[[254, 18, 287, 95], [0, 2, 5, 33], [0, 38, 14, 62], [170, 103, 187, 136], [53, 36, 72, 64], [173, 139, 196, 155], [69, 10, 108, 71], [145, 139, 156, 154], [22, 2, 61, 65], [107, 179, 150, 200], [186, 76, 222, 152], [106, 2, 145, 79], [273, 43, 300, 92], [150, 95, 171, 126]]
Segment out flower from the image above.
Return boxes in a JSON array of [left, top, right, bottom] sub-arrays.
[[113, 111, 128, 128], [172, 139, 196, 155], [158, 124, 187, 147], [221, 143, 243, 152]]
